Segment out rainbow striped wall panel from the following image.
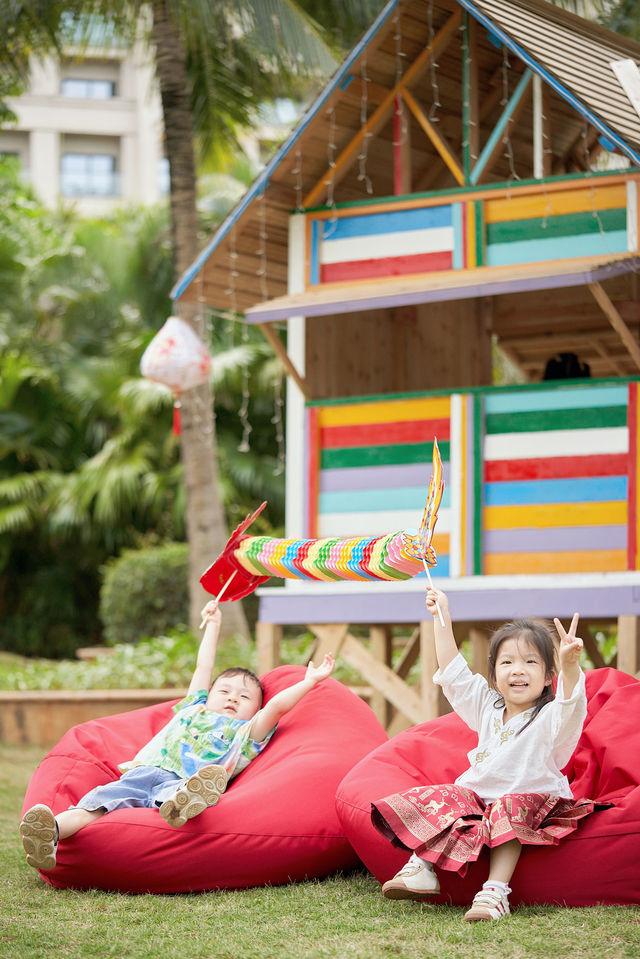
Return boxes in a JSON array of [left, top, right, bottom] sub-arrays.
[[305, 396, 452, 577], [484, 183, 635, 268], [482, 383, 632, 574], [309, 204, 462, 285]]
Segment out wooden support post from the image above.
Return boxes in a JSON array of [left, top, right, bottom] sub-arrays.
[[588, 282, 640, 372], [617, 615, 640, 677], [386, 628, 421, 733], [256, 621, 282, 675], [369, 625, 393, 726], [309, 624, 349, 665], [420, 618, 439, 721], [340, 634, 424, 725], [581, 628, 607, 670], [469, 627, 489, 678], [393, 96, 412, 195], [258, 322, 310, 398]]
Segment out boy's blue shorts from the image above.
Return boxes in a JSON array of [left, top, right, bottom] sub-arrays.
[[73, 765, 182, 813]]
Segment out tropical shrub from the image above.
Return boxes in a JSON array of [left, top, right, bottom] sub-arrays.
[[100, 543, 189, 645]]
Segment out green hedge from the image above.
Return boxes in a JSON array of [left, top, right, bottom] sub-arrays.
[[100, 543, 189, 645]]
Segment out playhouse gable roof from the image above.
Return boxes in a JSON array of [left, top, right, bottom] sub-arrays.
[[172, 0, 640, 318]]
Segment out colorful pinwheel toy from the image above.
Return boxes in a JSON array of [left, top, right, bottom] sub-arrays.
[[201, 439, 445, 605]]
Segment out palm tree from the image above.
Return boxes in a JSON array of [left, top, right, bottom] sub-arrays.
[[548, 1, 639, 35], [145, 0, 382, 635]]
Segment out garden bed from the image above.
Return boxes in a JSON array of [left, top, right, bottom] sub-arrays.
[[0, 688, 186, 747]]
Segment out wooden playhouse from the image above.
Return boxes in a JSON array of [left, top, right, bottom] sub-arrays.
[[173, 0, 640, 730]]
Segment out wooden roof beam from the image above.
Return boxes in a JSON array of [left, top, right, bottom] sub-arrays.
[[303, 9, 462, 208], [414, 82, 506, 193], [402, 88, 464, 185], [588, 281, 640, 371], [590, 337, 627, 376], [471, 69, 533, 185], [553, 124, 601, 175]]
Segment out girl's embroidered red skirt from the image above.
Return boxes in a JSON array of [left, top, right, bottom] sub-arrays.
[[371, 784, 599, 876]]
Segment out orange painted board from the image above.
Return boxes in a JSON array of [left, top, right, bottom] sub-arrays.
[[485, 184, 627, 223]]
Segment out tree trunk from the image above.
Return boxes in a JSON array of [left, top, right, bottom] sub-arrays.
[[150, 0, 249, 640]]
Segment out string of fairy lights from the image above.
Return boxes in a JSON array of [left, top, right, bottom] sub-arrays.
[[392, 6, 408, 151], [357, 50, 374, 195], [427, 1, 441, 123], [323, 102, 339, 237], [501, 45, 520, 186]]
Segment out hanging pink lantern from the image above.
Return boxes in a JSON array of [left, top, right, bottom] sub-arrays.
[[140, 316, 212, 434]]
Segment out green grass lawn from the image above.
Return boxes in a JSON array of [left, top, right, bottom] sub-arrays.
[[2, 744, 638, 959]]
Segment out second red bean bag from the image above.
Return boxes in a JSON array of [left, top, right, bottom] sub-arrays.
[[335, 667, 640, 906]]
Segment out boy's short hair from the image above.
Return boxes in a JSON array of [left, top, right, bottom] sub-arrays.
[[212, 667, 264, 706]]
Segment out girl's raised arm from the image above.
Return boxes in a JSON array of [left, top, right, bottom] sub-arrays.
[[553, 612, 583, 698], [426, 588, 459, 672]]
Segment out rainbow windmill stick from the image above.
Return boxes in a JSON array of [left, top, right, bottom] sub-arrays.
[[417, 439, 445, 626], [200, 444, 446, 602]]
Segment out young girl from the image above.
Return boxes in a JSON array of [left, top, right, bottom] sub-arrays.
[[20, 600, 335, 871], [372, 587, 598, 922]]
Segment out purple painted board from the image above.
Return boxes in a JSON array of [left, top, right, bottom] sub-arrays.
[[245, 258, 640, 323], [258, 583, 640, 624], [484, 525, 627, 553], [319, 462, 451, 493]]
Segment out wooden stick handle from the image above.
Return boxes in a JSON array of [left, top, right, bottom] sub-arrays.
[[423, 560, 445, 627], [199, 570, 238, 628]]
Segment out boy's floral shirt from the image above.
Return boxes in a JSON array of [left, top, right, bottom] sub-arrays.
[[119, 689, 275, 779]]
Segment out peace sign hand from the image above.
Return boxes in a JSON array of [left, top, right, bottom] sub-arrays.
[[553, 612, 583, 669]]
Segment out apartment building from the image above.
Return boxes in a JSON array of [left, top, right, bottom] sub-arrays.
[[0, 38, 166, 214]]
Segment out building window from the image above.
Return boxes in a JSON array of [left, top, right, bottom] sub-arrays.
[[60, 153, 118, 196], [61, 78, 116, 99]]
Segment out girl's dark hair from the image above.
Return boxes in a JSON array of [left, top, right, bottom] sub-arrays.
[[487, 619, 557, 734], [213, 667, 264, 705]]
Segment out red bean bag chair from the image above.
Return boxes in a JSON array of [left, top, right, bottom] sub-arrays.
[[335, 667, 640, 906], [22, 666, 387, 893]]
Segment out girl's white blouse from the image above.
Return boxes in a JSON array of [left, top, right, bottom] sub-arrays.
[[434, 653, 587, 802]]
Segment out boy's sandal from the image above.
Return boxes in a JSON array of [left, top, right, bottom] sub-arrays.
[[159, 764, 229, 828], [20, 804, 59, 870]]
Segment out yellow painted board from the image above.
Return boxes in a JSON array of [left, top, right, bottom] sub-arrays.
[[485, 550, 627, 574], [318, 396, 451, 427], [484, 501, 627, 529], [466, 201, 476, 269], [485, 184, 626, 224]]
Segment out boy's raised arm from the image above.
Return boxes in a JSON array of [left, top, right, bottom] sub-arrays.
[[250, 653, 335, 742], [187, 601, 221, 696]]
